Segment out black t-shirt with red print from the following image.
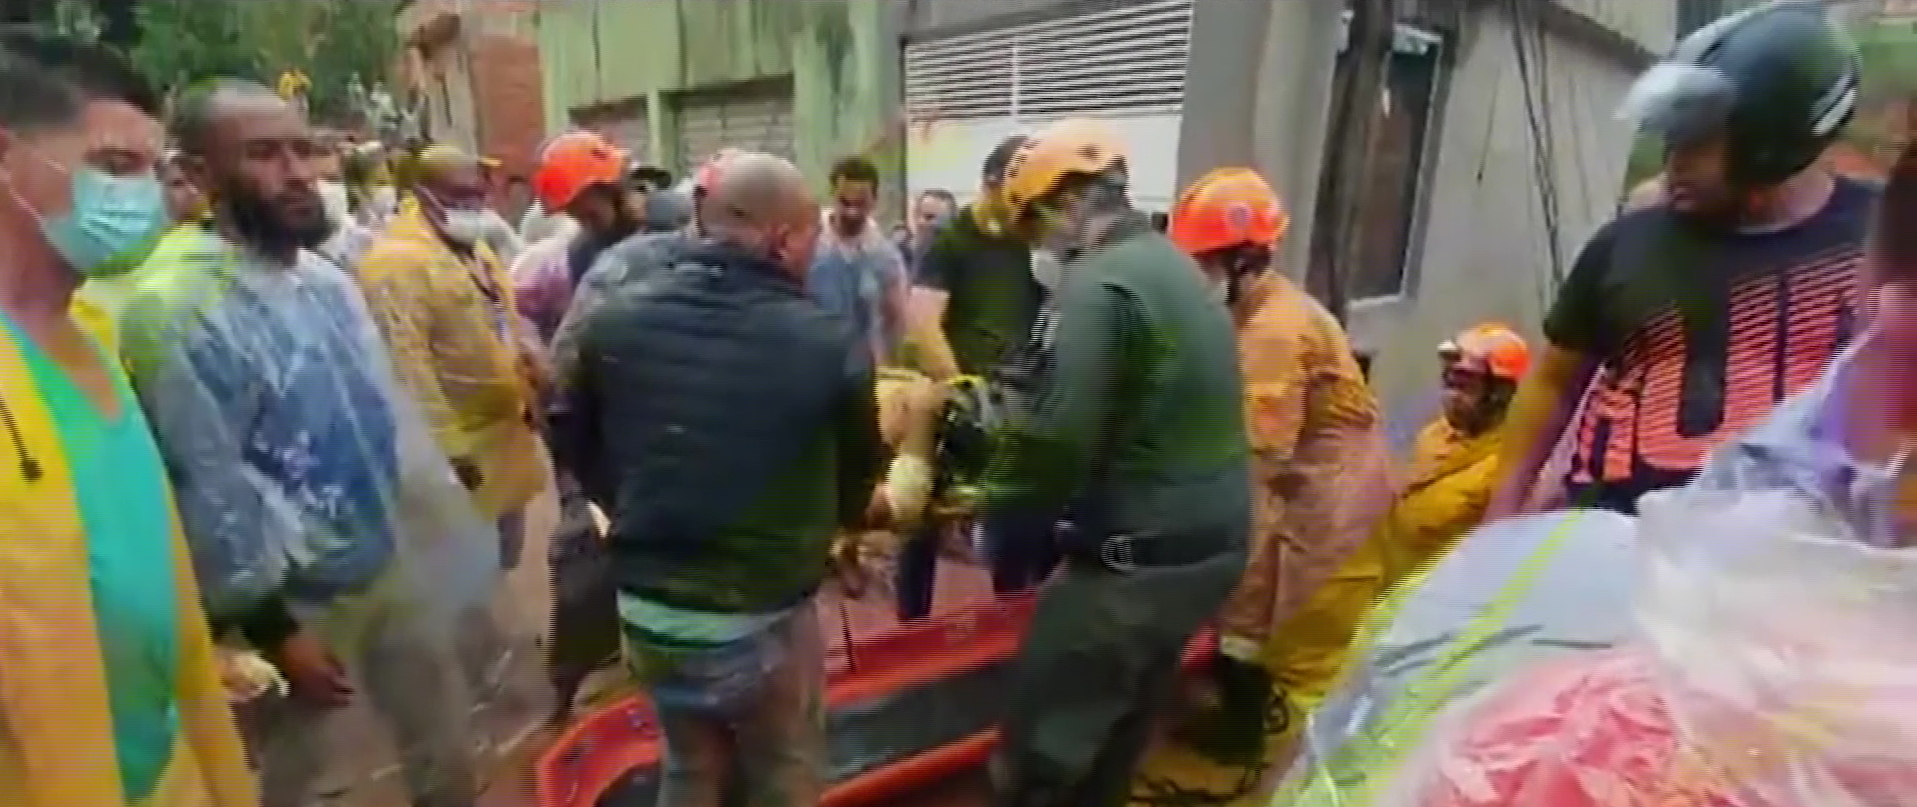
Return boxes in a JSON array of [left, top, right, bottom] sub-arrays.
[[1544, 178, 1877, 513]]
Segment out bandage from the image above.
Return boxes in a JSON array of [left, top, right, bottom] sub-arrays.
[[1218, 635, 1265, 664], [220, 649, 288, 702], [883, 453, 936, 527]]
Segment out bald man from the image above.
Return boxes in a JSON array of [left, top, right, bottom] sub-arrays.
[[552, 152, 885, 806]]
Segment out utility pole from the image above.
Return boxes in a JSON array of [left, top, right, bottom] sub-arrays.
[[1314, 0, 1396, 324]]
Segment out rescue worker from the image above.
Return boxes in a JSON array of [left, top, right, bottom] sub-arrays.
[[555, 148, 738, 372], [1487, 1, 1874, 518], [980, 119, 1251, 807], [122, 79, 494, 807], [0, 30, 256, 807], [514, 134, 654, 718], [357, 143, 549, 570], [512, 130, 641, 342], [1129, 168, 1392, 806], [1376, 325, 1530, 586]]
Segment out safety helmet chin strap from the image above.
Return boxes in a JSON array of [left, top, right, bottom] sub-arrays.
[[1221, 243, 1272, 307]]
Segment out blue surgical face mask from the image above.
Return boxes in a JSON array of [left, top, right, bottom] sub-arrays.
[[8, 157, 170, 278]]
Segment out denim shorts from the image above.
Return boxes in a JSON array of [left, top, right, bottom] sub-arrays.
[[625, 611, 799, 717]]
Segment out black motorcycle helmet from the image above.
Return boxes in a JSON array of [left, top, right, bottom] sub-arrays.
[[1622, 0, 1860, 187]]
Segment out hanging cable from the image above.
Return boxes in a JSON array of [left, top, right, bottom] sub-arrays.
[[1127, 687, 1295, 807], [1507, 0, 1568, 299]]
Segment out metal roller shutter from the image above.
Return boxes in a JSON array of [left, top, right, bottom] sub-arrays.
[[903, 0, 1193, 210], [573, 99, 653, 166], [904, 0, 1192, 120], [597, 113, 651, 165], [674, 82, 795, 176]]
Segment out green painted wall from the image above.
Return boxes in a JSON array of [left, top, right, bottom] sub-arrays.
[[535, 0, 897, 200]]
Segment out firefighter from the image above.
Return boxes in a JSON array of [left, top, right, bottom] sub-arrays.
[[977, 119, 1251, 807], [1376, 324, 1530, 587], [1129, 168, 1393, 806]]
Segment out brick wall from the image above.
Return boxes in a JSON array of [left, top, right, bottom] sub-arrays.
[[469, 32, 546, 180], [399, 0, 546, 180]]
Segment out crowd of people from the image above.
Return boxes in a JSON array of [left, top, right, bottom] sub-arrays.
[[2, 2, 1914, 807]]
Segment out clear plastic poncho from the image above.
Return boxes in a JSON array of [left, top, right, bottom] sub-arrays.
[[1271, 509, 1639, 805], [1362, 489, 1917, 807], [117, 226, 498, 625], [117, 226, 517, 805]]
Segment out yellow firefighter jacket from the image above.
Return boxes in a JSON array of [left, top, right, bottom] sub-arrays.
[[1375, 417, 1503, 587]]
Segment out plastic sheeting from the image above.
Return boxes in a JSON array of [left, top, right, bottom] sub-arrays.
[[119, 227, 498, 627], [117, 227, 528, 805], [1306, 489, 1917, 807], [1271, 509, 1638, 805]]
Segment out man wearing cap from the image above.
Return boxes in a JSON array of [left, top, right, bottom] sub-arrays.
[[511, 130, 645, 342], [551, 148, 739, 372]]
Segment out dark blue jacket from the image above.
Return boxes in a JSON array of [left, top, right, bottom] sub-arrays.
[[552, 241, 885, 613]]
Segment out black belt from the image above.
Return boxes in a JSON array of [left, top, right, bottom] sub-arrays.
[[1055, 521, 1228, 573]]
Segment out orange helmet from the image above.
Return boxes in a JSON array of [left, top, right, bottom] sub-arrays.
[[1169, 167, 1290, 256], [1445, 323, 1531, 381], [532, 130, 627, 212], [1001, 118, 1130, 225]]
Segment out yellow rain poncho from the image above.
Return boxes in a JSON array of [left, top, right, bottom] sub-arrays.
[[0, 297, 255, 807], [356, 200, 548, 519]]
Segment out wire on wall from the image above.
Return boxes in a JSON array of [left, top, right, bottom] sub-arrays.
[[1506, 0, 1569, 301]]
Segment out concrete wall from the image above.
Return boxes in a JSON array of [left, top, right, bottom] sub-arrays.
[[1165, 0, 1663, 431], [536, 0, 897, 200], [1351, 3, 1651, 433], [1178, 0, 1345, 297]]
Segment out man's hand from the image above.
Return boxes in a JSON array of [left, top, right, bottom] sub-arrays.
[[268, 629, 353, 708], [864, 486, 893, 528]]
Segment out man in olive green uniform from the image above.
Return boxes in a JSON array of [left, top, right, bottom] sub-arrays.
[[981, 119, 1251, 807]]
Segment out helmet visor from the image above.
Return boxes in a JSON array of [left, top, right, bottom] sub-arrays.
[[1619, 61, 1738, 147]]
